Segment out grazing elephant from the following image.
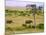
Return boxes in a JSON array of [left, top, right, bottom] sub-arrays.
[[22, 20, 33, 28], [25, 20, 33, 24], [6, 20, 13, 24]]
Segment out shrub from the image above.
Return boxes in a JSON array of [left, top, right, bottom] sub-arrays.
[[22, 24, 27, 27], [37, 24, 44, 29], [27, 14, 30, 16], [6, 27, 13, 31], [5, 9, 9, 13], [32, 25, 35, 29], [5, 13, 12, 16], [28, 25, 31, 28]]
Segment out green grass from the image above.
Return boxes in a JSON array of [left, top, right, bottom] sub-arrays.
[[5, 9, 44, 35], [6, 23, 44, 31], [5, 23, 44, 35]]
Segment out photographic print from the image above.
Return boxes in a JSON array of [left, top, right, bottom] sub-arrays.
[[5, 0, 44, 35]]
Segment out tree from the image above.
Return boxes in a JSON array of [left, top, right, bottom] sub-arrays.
[[26, 4, 36, 31], [26, 4, 32, 16], [38, 6, 43, 10], [36, 6, 44, 15], [31, 4, 36, 31]]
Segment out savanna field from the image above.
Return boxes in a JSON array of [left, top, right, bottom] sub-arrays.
[[5, 7, 44, 35]]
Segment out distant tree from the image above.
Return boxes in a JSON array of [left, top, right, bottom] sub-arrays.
[[38, 6, 43, 10], [31, 4, 36, 30], [26, 4, 32, 16], [26, 4, 36, 30], [37, 6, 44, 15], [26, 4, 31, 10]]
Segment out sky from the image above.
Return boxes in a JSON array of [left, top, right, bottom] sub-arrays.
[[5, 0, 44, 7]]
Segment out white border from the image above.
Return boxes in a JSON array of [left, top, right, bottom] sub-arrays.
[[0, 0, 46, 35], [0, 0, 5, 35]]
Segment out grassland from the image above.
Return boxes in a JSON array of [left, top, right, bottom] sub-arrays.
[[5, 7, 44, 35]]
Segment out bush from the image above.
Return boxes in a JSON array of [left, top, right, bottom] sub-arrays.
[[37, 24, 44, 29], [28, 25, 31, 28], [32, 25, 35, 29], [5, 13, 12, 16], [6, 27, 13, 31], [5, 9, 10, 13], [22, 24, 26, 27]]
